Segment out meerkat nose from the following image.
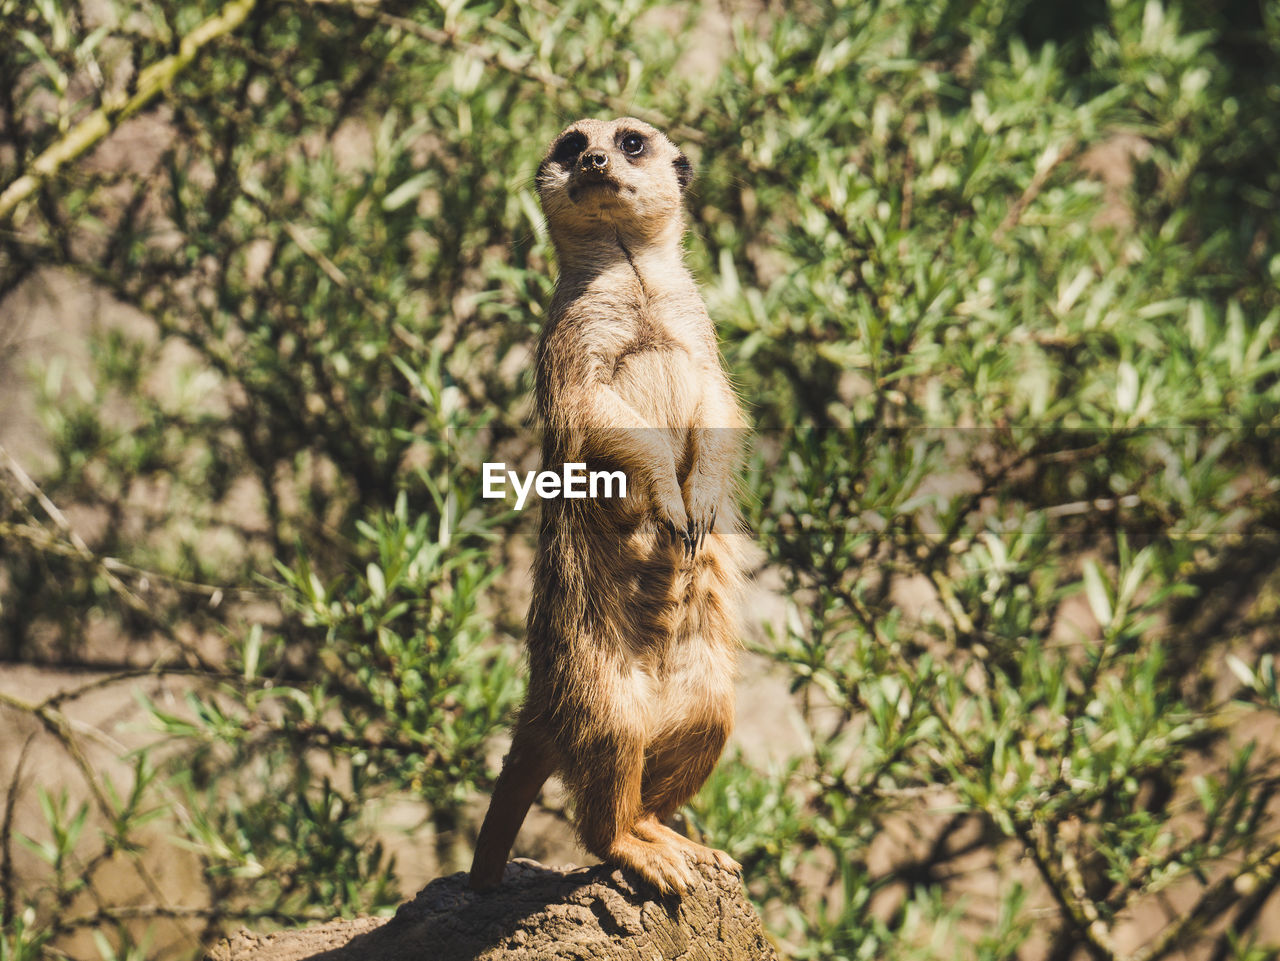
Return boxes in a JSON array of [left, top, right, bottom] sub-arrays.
[[580, 152, 609, 171]]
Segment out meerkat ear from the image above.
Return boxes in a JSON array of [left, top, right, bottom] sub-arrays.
[[673, 153, 693, 191]]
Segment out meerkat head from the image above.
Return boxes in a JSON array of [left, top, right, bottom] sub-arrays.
[[536, 117, 693, 256]]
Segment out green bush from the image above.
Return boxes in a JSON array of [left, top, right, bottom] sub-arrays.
[[1, 0, 1278, 959]]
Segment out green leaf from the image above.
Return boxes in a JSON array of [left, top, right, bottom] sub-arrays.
[[382, 172, 432, 212], [1082, 560, 1113, 629]]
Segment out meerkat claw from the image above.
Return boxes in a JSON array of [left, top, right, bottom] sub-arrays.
[[663, 515, 689, 551]]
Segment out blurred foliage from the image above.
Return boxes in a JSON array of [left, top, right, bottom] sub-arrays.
[[2, 0, 1279, 959]]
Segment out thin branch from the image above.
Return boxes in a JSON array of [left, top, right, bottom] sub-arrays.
[[993, 138, 1079, 241], [0, 444, 148, 614], [1135, 840, 1280, 961], [1014, 817, 1117, 961], [0, 519, 265, 604], [0, 688, 196, 948], [0, 0, 261, 223], [58, 903, 322, 929], [1, 733, 36, 925]]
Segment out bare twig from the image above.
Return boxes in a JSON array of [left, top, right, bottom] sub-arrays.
[[0, 519, 264, 605], [58, 903, 320, 928], [993, 138, 1079, 241], [0, 444, 148, 614], [1, 734, 36, 927]]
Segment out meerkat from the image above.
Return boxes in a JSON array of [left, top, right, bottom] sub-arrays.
[[468, 118, 748, 896]]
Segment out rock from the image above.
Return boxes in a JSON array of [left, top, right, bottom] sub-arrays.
[[207, 859, 780, 961]]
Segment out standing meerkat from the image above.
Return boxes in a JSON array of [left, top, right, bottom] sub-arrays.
[[468, 117, 748, 896]]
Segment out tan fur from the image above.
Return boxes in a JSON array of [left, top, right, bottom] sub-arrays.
[[469, 118, 747, 896]]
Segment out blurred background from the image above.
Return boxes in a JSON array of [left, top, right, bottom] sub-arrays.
[[2, 0, 1279, 958]]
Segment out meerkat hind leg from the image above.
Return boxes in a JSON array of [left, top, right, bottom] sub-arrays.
[[573, 738, 699, 895], [637, 721, 740, 875]]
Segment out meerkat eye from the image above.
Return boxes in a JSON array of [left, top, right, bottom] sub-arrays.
[[551, 132, 587, 166], [619, 133, 646, 157]]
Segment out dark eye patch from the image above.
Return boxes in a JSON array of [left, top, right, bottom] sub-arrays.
[[618, 132, 646, 158], [551, 131, 588, 165]]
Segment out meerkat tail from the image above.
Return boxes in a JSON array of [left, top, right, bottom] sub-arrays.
[[469, 725, 556, 891]]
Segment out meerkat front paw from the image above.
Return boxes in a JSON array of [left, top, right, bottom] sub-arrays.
[[683, 476, 721, 557], [655, 487, 693, 553]]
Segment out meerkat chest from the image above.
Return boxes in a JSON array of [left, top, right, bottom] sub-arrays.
[[584, 270, 707, 416], [609, 327, 700, 427]]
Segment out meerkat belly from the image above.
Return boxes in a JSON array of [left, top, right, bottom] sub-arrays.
[[625, 638, 735, 743], [611, 583, 736, 741]]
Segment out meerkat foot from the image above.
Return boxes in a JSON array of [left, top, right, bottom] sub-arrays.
[[636, 819, 741, 875], [676, 839, 741, 875], [605, 832, 699, 896], [705, 845, 742, 875]]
